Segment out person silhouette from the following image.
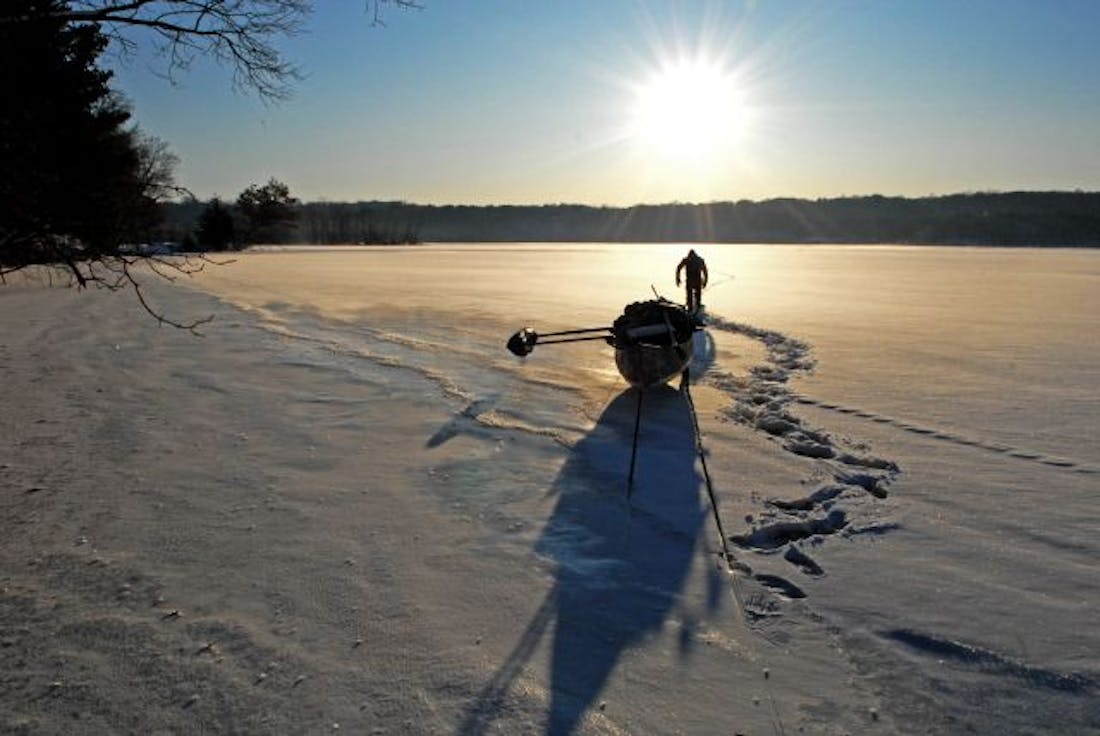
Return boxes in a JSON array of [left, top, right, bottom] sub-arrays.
[[675, 249, 708, 313]]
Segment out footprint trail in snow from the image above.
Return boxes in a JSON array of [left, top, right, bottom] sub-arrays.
[[702, 315, 902, 598]]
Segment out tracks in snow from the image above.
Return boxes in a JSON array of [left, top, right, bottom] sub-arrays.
[[793, 395, 1098, 475], [702, 315, 902, 601], [702, 311, 1097, 612]]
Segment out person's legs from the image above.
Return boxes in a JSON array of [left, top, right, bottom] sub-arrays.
[[688, 285, 701, 312]]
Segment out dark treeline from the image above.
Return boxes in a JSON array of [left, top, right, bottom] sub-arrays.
[[162, 191, 1100, 246], [298, 201, 421, 244]]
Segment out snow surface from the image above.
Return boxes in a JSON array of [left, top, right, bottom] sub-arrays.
[[2, 243, 1097, 734], [193, 243, 1100, 733]]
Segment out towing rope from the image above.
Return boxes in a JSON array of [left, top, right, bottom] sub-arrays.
[[682, 374, 737, 572], [682, 371, 788, 736]]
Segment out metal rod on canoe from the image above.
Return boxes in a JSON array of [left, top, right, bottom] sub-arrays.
[[536, 326, 610, 338], [535, 335, 610, 346], [506, 326, 611, 356]]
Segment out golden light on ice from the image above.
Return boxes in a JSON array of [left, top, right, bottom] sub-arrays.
[[630, 59, 748, 161]]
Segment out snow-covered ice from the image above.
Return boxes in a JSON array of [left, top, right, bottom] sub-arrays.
[[2, 243, 1097, 734]]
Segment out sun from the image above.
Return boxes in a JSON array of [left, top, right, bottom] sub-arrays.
[[630, 58, 747, 161]]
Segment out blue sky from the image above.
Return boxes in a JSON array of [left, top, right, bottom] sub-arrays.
[[112, 0, 1100, 205]]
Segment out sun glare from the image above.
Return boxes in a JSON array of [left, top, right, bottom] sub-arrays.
[[630, 59, 748, 161]]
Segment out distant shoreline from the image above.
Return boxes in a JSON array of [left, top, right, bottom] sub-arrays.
[[163, 191, 1100, 248], [245, 240, 1100, 250]]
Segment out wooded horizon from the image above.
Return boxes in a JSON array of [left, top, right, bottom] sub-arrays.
[[163, 191, 1100, 247]]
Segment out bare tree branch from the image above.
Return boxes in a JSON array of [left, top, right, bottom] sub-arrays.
[[49, 1, 312, 101], [9, 254, 217, 333], [3, 1, 423, 99], [119, 258, 215, 332], [367, 0, 422, 28]]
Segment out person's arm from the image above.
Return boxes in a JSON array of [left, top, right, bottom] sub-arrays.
[[700, 262, 709, 288], [676, 260, 684, 286]]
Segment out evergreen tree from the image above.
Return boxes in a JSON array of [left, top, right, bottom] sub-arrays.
[[195, 198, 238, 251], [0, 0, 175, 279], [237, 178, 299, 244]]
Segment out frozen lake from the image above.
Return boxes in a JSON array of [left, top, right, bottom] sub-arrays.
[[197, 243, 1100, 465], [188, 243, 1100, 733]]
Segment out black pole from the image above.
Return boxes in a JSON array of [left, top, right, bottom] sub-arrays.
[[535, 335, 611, 346], [627, 387, 644, 498], [537, 326, 610, 338]]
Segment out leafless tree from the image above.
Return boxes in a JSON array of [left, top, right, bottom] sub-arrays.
[[132, 129, 185, 201], [2, 1, 421, 328], [0, 111, 215, 331]]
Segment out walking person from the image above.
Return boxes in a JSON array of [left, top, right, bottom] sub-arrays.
[[675, 249, 709, 313]]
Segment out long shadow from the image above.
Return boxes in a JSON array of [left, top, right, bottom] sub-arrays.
[[458, 384, 721, 735]]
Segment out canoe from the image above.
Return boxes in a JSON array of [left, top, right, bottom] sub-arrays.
[[611, 300, 698, 388]]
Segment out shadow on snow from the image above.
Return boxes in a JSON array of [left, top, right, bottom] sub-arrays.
[[458, 377, 724, 735]]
